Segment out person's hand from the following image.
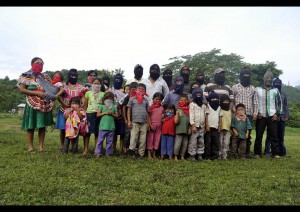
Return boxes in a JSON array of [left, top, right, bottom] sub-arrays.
[[252, 114, 257, 121], [38, 91, 46, 98], [271, 114, 278, 121], [234, 132, 239, 137], [127, 121, 132, 129], [257, 114, 262, 119], [192, 125, 197, 133], [106, 110, 112, 115]]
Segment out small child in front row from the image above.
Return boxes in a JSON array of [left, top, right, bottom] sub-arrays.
[[188, 88, 207, 162], [63, 97, 88, 154], [204, 91, 223, 160], [174, 93, 190, 161], [219, 95, 232, 160], [230, 103, 252, 159], [161, 104, 176, 160], [94, 91, 119, 157]]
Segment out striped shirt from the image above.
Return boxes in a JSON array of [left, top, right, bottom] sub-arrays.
[[256, 86, 282, 117], [204, 83, 234, 102], [232, 83, 258, 116], [279, 92, 289, 121]]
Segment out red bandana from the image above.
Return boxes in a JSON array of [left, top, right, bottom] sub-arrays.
[[177, 101, 189, 116]]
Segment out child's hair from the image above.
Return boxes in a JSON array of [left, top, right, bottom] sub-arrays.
[[180, 93, 188, 99], [87, 70, 97, 77], [124, 84, 130, 90], [165, 103, 175, 112], [92, 77, 102, 84], [70, 96, 81, 105], [53, 71, 64, 82], [235, 103, 245, 110], [189, 82, 200, 93], [130, 82, 138, 89], [137, 83, 146, 91], [153, 92, 164, 101], [103, 91, 114, 101]]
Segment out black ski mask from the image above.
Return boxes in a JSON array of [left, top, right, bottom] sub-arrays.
[[180, 66, 190, 83], [263, 70, 274, 87], [240, 69, 251, 87], [207, 91, 220, 111], [149, 64, 160, 80], [214, 72, 225, 85], [102, 75, 110, 88], [163, 69, 173, 87], [220, 95, 230, 111], [134, 64, 143, 80], [272, 77, 282, 92], [196, 71, 205, 85], [67, 69, 78, 85]]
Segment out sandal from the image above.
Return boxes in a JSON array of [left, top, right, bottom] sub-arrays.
[[38, 149, 47, 153]]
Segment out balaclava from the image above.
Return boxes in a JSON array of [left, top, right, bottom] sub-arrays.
[[173, 76, 184, 95], [192, 87, 203, 107], [180, 66, 190, 83], [67, 69, 78, 85], [102, 75, 111, 88], [195, 71, 205, 85], [207, 91, 220, 111], [220, 95, 230, 111], [240, 69, 251, 87], [163, 69, 173, 87], [134, 64, 143, 80], [264, 70, 274, 87], [272, 77, 282, 92], [214, 72, 225, 85], [113, 73, 123, 90], [149, 64, 160, 80]]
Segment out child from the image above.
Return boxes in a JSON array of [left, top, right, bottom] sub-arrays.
[[122, 82, 138, 154], [162, 76, 184, 108], [230, 103, 252, 159], [94, 92, 119, 157], [219, 95, 232, 160], [63, 97, 88, 154], [147, 92, 164, 159], [51, 71, 65, 100], [127, 83, 149, 158], [83, 78, 105, 155], [187, 88, 207, 162], [204, 91, 223, 160], [174, 93, 190, 161], [161, 104, 176, 160]]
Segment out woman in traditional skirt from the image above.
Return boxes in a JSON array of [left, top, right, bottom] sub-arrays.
[[18, 57, 54, 153]]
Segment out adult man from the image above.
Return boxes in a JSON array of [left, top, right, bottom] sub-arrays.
[[162, 68, 173, 91], [204, 68, 234, 110], [126, 64, 145, 85], [141, 64, 169, 105], [254, 70, 282, 158], [232, 69, 258, 157], [180, 66, 191, 94]]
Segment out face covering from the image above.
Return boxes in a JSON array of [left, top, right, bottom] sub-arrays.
[[136, 88, 145, 104], [92, 84, 102, 93], [214, 72, 225, 85], [149, 99, 161, 112], [192, 87, 203, 107], [165, 110, 174, 118], [88, 76, 94, 84], [173, 76, 184, 95], [104, 99, 114, 109], [178, 101, 189, 116], [196, 72, 205, 85], [102, 76, 110, 88], [220, 95, 230, 111], [240, 69, 251, 87], [113, 74, 124, 90], [163, 69, 173, 87], [134, 66, 143, 80], [208, 91, 219, 111], [181, 73, 189, 83], [51, 75, 61, 85], [272, 78, 282, 92], [150, 70, 160, 80], [31, 63, 43, 75], [130, 90, 136, 98], [263, 70, 274, 87]]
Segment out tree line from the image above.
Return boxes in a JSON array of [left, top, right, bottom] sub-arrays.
[[2, 49, 300, 127]]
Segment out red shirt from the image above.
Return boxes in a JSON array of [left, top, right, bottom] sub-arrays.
[[162, 116, 176, 136]]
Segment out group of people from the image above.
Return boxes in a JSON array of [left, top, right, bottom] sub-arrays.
[[17, 57, 289, 161]]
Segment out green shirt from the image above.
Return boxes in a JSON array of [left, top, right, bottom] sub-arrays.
[[175, 108, 190, 134], [231, 116, 252, 139], [99, 105, 117, 131], [85, 91, 105, 113]]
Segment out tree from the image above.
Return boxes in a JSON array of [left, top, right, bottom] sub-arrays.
[[162, 49, 283, 87]]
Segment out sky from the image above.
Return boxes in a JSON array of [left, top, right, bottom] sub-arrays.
[[0, 7, 300, 86]]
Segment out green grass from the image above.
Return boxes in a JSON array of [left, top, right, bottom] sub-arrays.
[[0, 113, 299, 205]]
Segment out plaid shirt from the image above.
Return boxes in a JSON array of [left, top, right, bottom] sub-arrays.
[[256, 86, 282, 117], [279, 92, 289, 121], [232, 83, 258, 116]]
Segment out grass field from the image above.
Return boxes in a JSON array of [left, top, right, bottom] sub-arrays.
[[0, 113, 299, 205]]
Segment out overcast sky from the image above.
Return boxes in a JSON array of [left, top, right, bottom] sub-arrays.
[[0, 7, 299, 86]]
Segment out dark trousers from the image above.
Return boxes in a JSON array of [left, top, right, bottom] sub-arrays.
[[231, 137, 246, 158], [264, 121, 286, 156], [254, 116, 280, 156], [63, 136, 79, 154], [204, 128, 219, 160]]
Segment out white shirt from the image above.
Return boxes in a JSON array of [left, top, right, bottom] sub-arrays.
[[141, 77, 169, 105]]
